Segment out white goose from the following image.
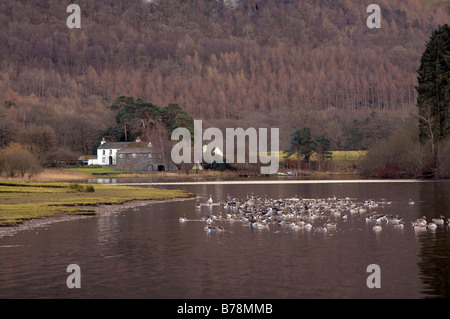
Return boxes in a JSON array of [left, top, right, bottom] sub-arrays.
[[324, 220, 336, 230], [432, 216, 445, 226], [179, 215, 187, 223], [373, 222, 382, 232], [204, 226, 224, 233], [413, 221, 427, 232], [414, 216, 427, 227], [387, 215, 403, 225], [393, 221, 405, 230], [314, 226, 328, 233], [251, 220, 269, 229]]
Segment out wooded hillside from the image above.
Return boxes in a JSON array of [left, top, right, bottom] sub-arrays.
[[1, 0, 449, 160]]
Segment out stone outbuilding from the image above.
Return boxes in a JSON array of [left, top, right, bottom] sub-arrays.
[[116, 146, 166, 171]]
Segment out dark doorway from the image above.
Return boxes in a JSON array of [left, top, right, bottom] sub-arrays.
[[109, 156, 113, 165], [157, 165, 165, 171]]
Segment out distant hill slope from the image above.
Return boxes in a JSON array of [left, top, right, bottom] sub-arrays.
[[0, 0, 449, 154], [420, 0, 450, 6]]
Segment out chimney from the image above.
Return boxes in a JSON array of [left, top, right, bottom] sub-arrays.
[[101, 138, 106, 145]]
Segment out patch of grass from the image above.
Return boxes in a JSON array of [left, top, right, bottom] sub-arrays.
[[0, 182, 195, 227], [69, 183, 95, 192], [67, 166, 121, 175], [280, 150, 366, 168], [0, 203, 97, 227], [328, 151, 367, 166], [0, 181, 69, 188]]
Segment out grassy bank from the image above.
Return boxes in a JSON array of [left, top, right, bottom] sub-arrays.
[[0, 182, 195, 227], [1, 149, 366, 184], [32, 167, 240, 181]]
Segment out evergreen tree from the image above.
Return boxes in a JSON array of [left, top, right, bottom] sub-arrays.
[[102, 96, 194, 168], [285, 126, 314, 169], [416, 24, 450, 160], [314, 133, 332, 171]]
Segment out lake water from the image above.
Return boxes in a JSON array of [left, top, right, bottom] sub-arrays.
[[1, 179, 449, 299]]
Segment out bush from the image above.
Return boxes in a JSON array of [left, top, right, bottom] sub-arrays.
[[359, 125, 434, 178], [0, 143, 42, 179], [70, 183, 95, 192], [70, 183, 83, 192]]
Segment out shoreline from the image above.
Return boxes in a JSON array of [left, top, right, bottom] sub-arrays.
[[1, 167, 362, 184], [0, 196, 198, 239], [0, 181, 195, 227]]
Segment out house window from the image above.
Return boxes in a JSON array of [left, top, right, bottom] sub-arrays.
[[102, 150, 106, 155], [102, 157, 106, 164], [148, 153, 152, 158], [132, 154, 136, 158], [109, 150, 113, 155], [119, 154, 123, 159]]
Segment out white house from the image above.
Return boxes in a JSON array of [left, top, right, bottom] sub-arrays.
[[89, 138, 131, 166]]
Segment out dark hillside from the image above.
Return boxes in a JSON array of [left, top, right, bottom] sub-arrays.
[[1, 0, 449, 156]]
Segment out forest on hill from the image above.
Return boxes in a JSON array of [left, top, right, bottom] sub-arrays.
[[1, 0, 450, 163]]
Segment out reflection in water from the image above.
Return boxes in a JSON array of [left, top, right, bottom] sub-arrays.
[[417, 182, 450, 298], [97, 214, 119, 246], [417, 228, 450, 298], [0, 179, 449, 298]]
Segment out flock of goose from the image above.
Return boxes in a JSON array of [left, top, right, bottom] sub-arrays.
[[178, 194, 449, 235]]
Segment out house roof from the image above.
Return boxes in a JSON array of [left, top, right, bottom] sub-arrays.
[[98, 142, 131, 150], [79, 155, 96, 160], [117, 147, 160, 154]]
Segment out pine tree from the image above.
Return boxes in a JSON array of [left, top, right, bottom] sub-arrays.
[[314, 133, 332, 171], [416, 24, 450, 160], [284, 127, 314, 169]]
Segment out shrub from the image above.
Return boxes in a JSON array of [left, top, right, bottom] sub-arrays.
[[70, 183, 95, 192], [70, 183, 83, 192], [359, 124, 434, 178], [371, 164, 404, 178], [0, 143, 42, 179]]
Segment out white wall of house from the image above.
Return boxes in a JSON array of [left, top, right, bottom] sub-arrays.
[[89, 139, 146, 166], [96, 148, 120, 165]]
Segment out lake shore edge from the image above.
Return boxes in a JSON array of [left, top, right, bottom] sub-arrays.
[[0, 180, 196, 228], [0, 196, 198, 238]]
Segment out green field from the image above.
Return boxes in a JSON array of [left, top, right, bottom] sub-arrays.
[[67, 166, 121, 175], [280, 150, 367, 170], [0, 182, 195, 227]]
